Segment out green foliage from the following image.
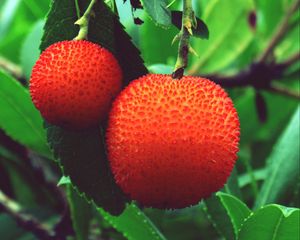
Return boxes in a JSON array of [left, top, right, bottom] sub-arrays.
[[216, 192, 251, 237], [255, 106, 300, 208], [39, 0, 78, 51], [204, 194, 300, 240], [203, 194, 236, 240], [235, 89, 298, 144], [275, 19, 300, 61], [238, 205, 300, 240], [20, 20, 44, 80], [238, 168, 267, 188], [0, 0, 50, 62], [202, 170, 244, 240], [255, 0, 287, 41], [224, 167, 242, 198], [189, 0, 254, 74], [0, 214, 36, 240], [0, 0, 21, 40], [140, 0, 171, 27], [0, 158, 36, 207], [0, 70, 51, 158], [139, 19, 177, 66], [0, 0, 299, 239], [45, 124, 127, 214], [98, 204, 166, 240], [60, 177, 165, 239], [67, 185, 93, 240]]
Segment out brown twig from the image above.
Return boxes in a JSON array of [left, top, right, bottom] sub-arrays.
[[269, 84, 300, 100], [0, 56, 25, 81], [202, 61, 300, 100], [281, 52, 300, 67], [0, 190, 58, 240]]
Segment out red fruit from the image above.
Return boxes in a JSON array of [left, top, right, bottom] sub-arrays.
[[106, 74, 240, 209], [30, 40, 122, 129]]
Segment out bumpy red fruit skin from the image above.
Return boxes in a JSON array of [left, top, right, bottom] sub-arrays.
[[106, 74, 240, 209], [30, 40, 122, 129]]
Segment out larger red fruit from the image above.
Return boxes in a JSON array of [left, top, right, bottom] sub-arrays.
[[106, 74, 240, 209], [30, 40, 122, 129]]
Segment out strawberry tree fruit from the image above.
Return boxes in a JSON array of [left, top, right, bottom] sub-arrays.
[[30, 40, 122, 129], [106, 74, 240, 209]]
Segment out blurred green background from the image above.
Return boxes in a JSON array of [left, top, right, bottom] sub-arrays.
[[0, 0, 299, 239]]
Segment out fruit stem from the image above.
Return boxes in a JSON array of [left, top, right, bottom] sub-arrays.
[[74, 0, 81, 18], [172, 0, 195, 79], [74, 0, 98, 40]]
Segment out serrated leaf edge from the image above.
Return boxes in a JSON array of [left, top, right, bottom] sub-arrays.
[[98, 204, 166, 240], [216, 192, 251, 239], [236, 204, 300, 238], [46, 130, 126, 214], [201, 201, 234, 240], [140, 0, 172, 29]]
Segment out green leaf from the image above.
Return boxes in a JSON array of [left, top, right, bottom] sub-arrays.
[[67, 185, 92, 240], [171, 11, 209, 39], [238, 205, 300, 240], [0, 146, 60, 210], [255, 0, 297, 56], [148, 64, 173, 74], [20, 20, 44, 80], [203, 168, 248, 239], [275, 19, 300, 62], [63, 178, 165, 240], [223, 167, 242, 199], [0, 0, 47, 62], [21, 0, 50, 19], [0, 158, 36, 207], [0, 214, 36, 240], [216, 192, 251, 238], [139, 16, 177, 65], [235, 89, 298, 144], [140, 0, 171, 27], [41, 0, 147, 86], [203, 195, 236, 240], [238, 168, 267, 188], [255, 0, 287, 41], [204, 190, 252, 240], [189, 0, 254, 74], [0, 70, 51, 158], [0, 0, 21, 40], [0, 144, 20, 164], [255, 106, 300, 208], [98, 204, 166, 240], [45, 124, 128, 215]]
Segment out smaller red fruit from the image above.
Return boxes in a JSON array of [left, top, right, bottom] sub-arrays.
[[30, 40, 122, 129]]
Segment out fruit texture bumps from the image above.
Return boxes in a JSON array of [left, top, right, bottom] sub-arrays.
[[107, 74, 240, 209], [30, 40, 122, 129]]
